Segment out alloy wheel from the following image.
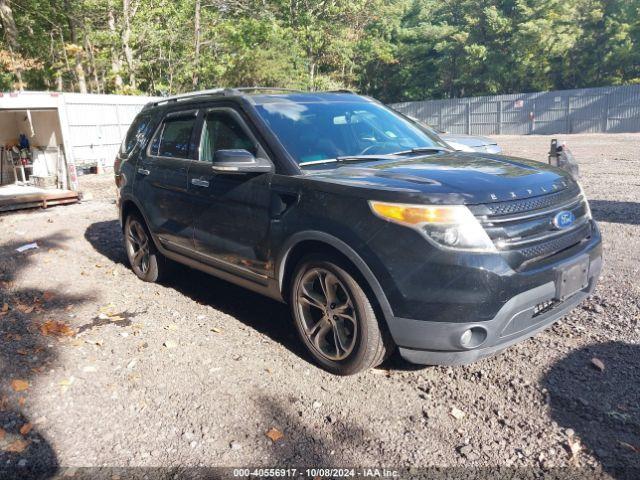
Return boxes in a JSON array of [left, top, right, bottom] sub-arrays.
[[126, 219, 150, 276], [296, 268, 358, 361]]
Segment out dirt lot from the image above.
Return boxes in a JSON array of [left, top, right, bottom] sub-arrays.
[[0, 134, 638, 478]]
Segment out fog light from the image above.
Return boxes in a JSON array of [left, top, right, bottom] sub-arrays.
[[460, 329, 473, 347], [443, 228, 459, 246], [459, 327, 488, 349]]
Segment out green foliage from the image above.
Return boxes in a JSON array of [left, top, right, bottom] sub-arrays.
[[0, 0, 638, 101]]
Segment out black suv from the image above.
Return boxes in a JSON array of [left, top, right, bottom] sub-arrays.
[[115, 88, 602, 375]]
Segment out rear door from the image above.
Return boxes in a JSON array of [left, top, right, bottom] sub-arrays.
[[187, 107, 274, 282], [136, 109, 199, 252]]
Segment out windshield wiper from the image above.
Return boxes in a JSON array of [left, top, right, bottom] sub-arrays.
[[298, 149, 450, 167], [392, 146, 452, 155], [335, 155, 385, 162], [299, 158, 339, 166], [299, 155, 388, 167]]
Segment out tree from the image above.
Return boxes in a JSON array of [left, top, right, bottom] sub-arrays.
[[0, 0, 638, 99], [0, 0, 24, 89]]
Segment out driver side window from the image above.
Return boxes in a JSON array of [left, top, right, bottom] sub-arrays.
[[199, 111, 257, 162]]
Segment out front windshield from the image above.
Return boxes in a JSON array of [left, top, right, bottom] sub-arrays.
[[254, 99, 446, 165]]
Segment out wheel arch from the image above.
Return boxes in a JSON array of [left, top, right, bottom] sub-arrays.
[[119, 196, 154, 233], [119, 196, 163, 251], [277, 231, 395, 325], [120, 198, 142, 229]]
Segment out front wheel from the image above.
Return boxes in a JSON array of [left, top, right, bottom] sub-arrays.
[[290, 254, 392, 375]]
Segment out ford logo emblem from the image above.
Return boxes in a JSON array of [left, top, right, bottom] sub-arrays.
[[553, 210, 575, 229]]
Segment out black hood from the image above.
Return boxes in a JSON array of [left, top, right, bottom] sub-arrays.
[[302, 152, 576, 204]]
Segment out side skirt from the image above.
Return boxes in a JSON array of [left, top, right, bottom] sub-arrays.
[[156, 240, 285, 303]]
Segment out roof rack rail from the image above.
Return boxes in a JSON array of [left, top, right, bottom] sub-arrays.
[[144, 86, 304, 109], [146, 88, 230, 108], [234, 87, 302, 94]]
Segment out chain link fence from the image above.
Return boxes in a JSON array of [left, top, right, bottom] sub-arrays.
[[391, 85, 640, 135]]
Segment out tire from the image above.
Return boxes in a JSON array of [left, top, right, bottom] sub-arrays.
[[290, 253, 392, 375], [123, 213, 168, 283]]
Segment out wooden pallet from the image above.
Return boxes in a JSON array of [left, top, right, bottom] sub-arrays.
[[0, 187, 79, 212]]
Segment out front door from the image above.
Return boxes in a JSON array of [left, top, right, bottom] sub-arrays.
[[188, 108, 273, 282], [136, 109, 199, 252]]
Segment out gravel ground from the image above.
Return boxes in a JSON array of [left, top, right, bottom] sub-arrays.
[[0, 134, 638, 478]]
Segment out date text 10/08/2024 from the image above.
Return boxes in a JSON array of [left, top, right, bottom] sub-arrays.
[[233, 468, 400, 478]]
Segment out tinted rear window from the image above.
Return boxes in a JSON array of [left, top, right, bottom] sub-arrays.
[[150, 115, 197, 158]]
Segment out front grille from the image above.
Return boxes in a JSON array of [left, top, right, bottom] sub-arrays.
[[518, 222, 591, 261], [483, 186, 579, 216], [475, 188, 592, 268]]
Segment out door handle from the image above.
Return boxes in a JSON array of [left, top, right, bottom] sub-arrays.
[[137, 168, 150, 176], [191, 178, 210, 188]]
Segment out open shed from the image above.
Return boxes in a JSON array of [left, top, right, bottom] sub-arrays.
[[0, 91, 156, 212]]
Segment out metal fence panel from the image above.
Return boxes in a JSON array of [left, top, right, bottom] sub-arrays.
[[61, 93, 157, 167], [391, 85, 640, 135]]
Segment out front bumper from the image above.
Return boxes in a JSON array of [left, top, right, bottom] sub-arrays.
[[391, 248, 602, 366]]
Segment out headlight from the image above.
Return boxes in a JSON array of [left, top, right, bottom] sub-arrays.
[[369, 201, 496, 252], [578, 183, 592, 220]]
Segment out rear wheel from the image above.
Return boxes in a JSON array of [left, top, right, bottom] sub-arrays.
[[290, 254, 392, 375], [123, 213, 167, 282]]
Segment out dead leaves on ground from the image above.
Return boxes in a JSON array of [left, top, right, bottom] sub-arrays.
[[19, 423, 32, 436], [15, 303, 35, 314], [40, 320, 75, 337], [2, 292, 56, 318], [4, 438, 29, 453], [619, 441, 640, 454], [98, 304, 117, 316], [97, 304, 129, 323], [265, 427, 284, 442], [11, 380, 29, 392], [0, 427, 27, 455], [0, 395, 24, 413], [590, 357, 605, 371], [4, 333, 21, 342], [94, 263, 119, 277], [0, 416, 36, 456]]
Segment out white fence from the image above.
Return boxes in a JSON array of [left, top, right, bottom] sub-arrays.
[[60, 93, 157, 167]]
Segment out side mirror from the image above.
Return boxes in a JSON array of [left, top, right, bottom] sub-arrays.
[[211, 149, 274, 174]]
